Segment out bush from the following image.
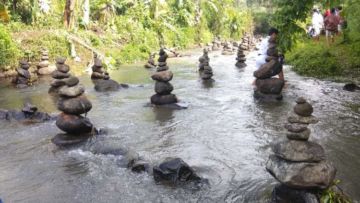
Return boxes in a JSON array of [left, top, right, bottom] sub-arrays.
[[286, 38, 360, 80], [253, 12, 272, 35], [0, 24, 20, 70], [20, 32, 69, 62]]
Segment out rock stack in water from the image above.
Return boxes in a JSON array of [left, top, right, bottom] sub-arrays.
[[150, 48, 178, 105], [49, 57, 71, 94], [212, 37, 221, 51], [13, 60, 36, 88], [266, 98, 336, 202], [91, 57, 109, 80], [91, 58, 125, 92], [52, 75, 94, 146], [235, 44, 246, 68], [37, 49, 55, 75], [253, 37, 284, 100], [221, 41, 234, 55], [144, 53, 156, 69], [198, 49, 213, 80]]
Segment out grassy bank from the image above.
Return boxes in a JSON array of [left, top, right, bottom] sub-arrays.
[[285, 36, 360, 82]]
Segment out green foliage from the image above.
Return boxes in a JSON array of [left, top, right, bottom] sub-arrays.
[[344, 0, 360, 42], [320, 180, 352, 203], [253, 12, 272, 35], [0, 24, 20, 70], [286, 38, 360, 80], [272, 0, 314, 52], [21, 32, 69, 62]]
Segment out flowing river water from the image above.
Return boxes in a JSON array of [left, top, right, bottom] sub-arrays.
[[0, 49, 359, 202]]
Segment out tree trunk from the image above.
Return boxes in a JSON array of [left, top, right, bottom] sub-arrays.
[[82, 0, 90, 27], [64, 0, 76, 29]]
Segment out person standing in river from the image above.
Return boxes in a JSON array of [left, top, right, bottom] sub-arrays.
[[255, 28, 284, 79], [324, 8, 340, 45]]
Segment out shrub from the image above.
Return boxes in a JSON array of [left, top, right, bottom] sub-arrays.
[[0, 24, 20, 70]]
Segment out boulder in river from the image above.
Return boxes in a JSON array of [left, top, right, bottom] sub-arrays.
[[56, 113, 93, 134], [153, 158, 202, 185], [271, 184, 319, 203]]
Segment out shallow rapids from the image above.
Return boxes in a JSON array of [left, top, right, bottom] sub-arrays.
[[0, 49, 359, 202]]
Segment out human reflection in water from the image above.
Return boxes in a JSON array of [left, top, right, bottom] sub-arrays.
[[152, 107, 175, 124], [201, 79, 215, 89]]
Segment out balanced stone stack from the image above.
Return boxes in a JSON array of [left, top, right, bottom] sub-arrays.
[[37, 49, 55, 75], [253, 37, 284, 100], [150, 48, 178, 105], [212, 37, 221, 51], [266, 98, 336, 202], [13, 60, 34, 88], [235, 45, 246, 68], [49, 57, 71, 94], [91, 58, 125, 92], [91, 58, 109, 80], [52, 76, 94, 146], [221, 41, 234, 55], [144, 53, 156, 69], [198, 49, 213, 80]]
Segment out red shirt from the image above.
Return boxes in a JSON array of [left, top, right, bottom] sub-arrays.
[[324, 14, 340, 31]]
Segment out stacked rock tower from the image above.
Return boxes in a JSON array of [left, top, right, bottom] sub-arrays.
[[91, 57, 124, 92], [91, 57, 109, 80], [235, 45, 246, 68], [53, 75, 94, 146], [211, 37, 221, 51], [198, 49, 213, 80], [37, 49, 54, 75], [266, 98, 336, 201], [150, 48, 178, 105], [253, 37, 284, 100], [221, 41, 234, 55], [13, 60, 33, 88], [144, 53, 156, 69], [49, 57, 71, 93]]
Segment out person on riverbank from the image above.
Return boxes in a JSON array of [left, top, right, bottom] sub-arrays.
[[324, 8, 340, 45], [311, 9, 324, 41]]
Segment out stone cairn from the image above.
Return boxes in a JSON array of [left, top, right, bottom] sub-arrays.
[[253, 37, 284, 100], [37, 49, 54, 75], [52, 74, 94, 146], [91, 57, 109, 80], [235, 44, 246, 68], [13, 59, 36, 88], [91, 57, 126, 92], [221, 41, 234, 55], [198, 49, 213, 80], [144, 53, 156, 69], [49, 57, 71, 94], [266, 97, 336, 202], [211, 37, 221, 51], [150, 48, 178, 105]]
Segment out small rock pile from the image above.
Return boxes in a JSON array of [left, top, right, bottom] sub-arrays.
[[241, 35, 251, 51], [91, 58, 126, 92], [221, 41, 234, 55], [13, 60, 35, 88], [144, 53, 156, 69], [253, 37, 284, 100], [212, 37, 221, 51], [37, 49, 55, 75], [91, 57, 109, 80], [266, 97, 336, 202], [52, 75, 94, 146], [235, 44, 246, 68], [49, 57, 71, 94], [150, 48, 178, 105], [198, 49, 213, 80]]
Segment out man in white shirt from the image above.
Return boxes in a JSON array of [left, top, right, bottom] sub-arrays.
[[312, 9, 324, 41]]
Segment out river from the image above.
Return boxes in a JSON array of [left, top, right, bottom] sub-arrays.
[[0, 49, 359, 202]]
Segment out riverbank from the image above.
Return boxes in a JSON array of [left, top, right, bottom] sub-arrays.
[[285, 36, 360, 83]]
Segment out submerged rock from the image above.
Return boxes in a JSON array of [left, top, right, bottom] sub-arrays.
[[153, 158, 202, 185], [94, 79, 122, 92], [271, 184, 319, 203]]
